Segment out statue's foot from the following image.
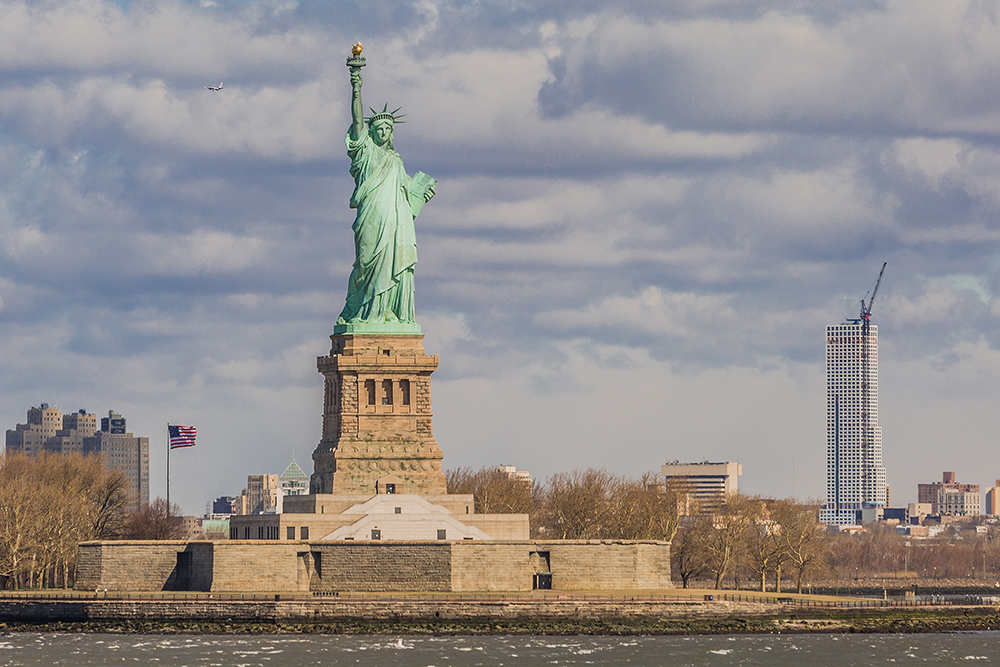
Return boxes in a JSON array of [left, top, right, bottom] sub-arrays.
[[384, 314, 399, 323]]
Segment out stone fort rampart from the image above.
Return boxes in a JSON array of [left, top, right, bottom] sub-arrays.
[[76, 539, 672, 593]]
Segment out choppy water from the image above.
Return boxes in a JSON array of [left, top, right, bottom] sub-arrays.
[[1, 632, 999, 666]]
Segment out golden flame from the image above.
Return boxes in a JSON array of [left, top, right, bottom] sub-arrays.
[[352, 42, 363, 57]]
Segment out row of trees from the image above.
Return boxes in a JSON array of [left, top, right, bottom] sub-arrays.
[[671, 494, 826, 591], [448, 466, 826, 591], [450, 466, 1000, 590], [447, 466, 684, 542], [826, 523, 1000, 581], [0, 453, 185, 589]]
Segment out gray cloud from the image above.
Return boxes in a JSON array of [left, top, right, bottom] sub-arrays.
[[1, 0, 999, 513]]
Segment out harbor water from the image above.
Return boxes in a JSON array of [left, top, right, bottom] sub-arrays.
[[2, 632, 1000, 666]]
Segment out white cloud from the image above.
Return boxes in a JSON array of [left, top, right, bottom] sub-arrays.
[[537, 286, 737, 338], [540, 2, 1000, 134], [138, 230, 266, 274], [891, 138, 962, 189]]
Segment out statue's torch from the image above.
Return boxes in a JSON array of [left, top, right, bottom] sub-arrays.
[[347, 42, 366, 69]]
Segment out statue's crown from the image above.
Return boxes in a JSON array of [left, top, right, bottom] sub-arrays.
[[366, 104, 406, 125]]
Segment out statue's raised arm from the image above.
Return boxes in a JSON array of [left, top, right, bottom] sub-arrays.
[[349, 68, 365, 142], [335, 44, 436, 332]]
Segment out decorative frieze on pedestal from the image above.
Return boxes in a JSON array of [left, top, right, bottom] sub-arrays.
[[310, 333, 447, 495]]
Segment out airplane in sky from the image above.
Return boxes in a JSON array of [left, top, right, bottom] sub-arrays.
[[206, 82, 224, 91]]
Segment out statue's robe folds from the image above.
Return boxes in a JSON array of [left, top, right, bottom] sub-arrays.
[[338, 128, 417, 324]]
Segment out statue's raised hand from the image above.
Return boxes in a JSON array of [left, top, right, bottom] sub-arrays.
[[350, 68, 363, 90]]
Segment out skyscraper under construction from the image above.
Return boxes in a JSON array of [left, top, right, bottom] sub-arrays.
[[820, 321, 887, 525]]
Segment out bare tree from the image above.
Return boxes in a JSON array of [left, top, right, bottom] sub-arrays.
[[121, 498, 186, 540], [776, 500, 825, 592], [0, 452, 132, 589], [543, 468, 616, 539], [745, 499, 784, 592], [672, 513, 709, 588], [447, 466, 543, 514], [703, 493, 758, 589], [0, 455, 37, 589]]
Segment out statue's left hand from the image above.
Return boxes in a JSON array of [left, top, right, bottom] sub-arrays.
[[423, 185, 435, 203]]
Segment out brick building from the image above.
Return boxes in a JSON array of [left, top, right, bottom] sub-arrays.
[[917, 472, 980, 516]]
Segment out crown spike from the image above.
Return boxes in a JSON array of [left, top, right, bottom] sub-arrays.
[[364, 103, 406, 125]]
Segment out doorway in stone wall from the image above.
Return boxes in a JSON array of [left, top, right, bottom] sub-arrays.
[[531, 551, 551, 590], [171, 551, 192, 591]]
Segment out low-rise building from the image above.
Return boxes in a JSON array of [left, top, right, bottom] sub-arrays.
[[938, 487, 980, 516], [918, 472, 980, 515], [661, 461, 742, 513], [498, 464, 532, 483], [907, 502, 932, 524], [986, 481, 1000, 516]]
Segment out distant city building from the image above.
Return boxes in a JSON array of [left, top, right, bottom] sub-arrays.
[[230, 494, 250, 516], [939, 488, 980, 516], [882, 507, 908, 523], [275, 460, 309, 512], [241, 473, 279, 515], [907, 502, 932, 524], [497, 464, 531, 483], [281, 460, 309, 496], [661, 461, 742, 513], [821, 322, 887, 526], [917, 472, 980, 516], [83, 411, 150, 510], [101, 411, 126, 434], [212, 496, 237, 515], [179, 515, 203, 539], [47, 409, 99, 455], [201, 518, 230, 540], [986, 481, 1000, 516], [6, 404, 95, 456], [6, 405, 149, 510]]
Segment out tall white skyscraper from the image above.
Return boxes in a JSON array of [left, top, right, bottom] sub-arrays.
[[820, 321, 887, 525]]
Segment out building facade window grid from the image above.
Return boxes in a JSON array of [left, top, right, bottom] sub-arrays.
[[821, 323, 887, 525]]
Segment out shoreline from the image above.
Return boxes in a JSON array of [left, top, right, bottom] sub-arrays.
[[3, 594, 1000, 636]]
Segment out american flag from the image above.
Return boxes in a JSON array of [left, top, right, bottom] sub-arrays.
[[168, 424, 197, 449]]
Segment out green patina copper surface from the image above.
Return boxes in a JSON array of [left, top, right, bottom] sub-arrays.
[[336, 50, 436, 332]]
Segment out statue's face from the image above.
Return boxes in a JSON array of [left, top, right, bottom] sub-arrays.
[[371, 120, 393, 146]]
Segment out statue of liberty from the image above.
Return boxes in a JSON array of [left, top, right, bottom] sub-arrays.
[[336, 44, 436, 330]]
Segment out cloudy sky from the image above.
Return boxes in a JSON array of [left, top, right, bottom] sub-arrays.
[[2, 0, 1000, 515]]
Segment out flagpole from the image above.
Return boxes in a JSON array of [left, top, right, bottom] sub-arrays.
[[166, 423, 170, 508]]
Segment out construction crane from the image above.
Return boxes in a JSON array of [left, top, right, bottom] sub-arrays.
[[859, 262, 886, 508]]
